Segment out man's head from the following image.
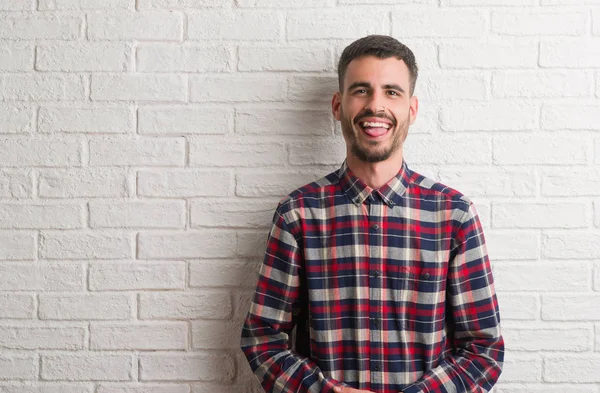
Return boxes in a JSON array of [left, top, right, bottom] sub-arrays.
[[337, 35, 418, 96], [332, 35, 419, 165]]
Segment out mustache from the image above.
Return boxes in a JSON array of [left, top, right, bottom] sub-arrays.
[[353, 110, 396, 126]]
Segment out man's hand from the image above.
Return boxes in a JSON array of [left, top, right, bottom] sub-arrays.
[[333, 386, 376, 393]]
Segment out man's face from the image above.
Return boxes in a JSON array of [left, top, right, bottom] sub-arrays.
[[332, 56, 418, 164]]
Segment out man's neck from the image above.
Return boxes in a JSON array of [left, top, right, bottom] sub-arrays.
[[346, 151, 404, 190]]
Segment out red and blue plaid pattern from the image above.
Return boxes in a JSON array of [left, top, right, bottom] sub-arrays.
[[241, 160, 504, 393]]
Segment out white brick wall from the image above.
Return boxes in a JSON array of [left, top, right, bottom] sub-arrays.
[[0, 1, 597, 392]]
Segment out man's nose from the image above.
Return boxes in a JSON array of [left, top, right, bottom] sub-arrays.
[[364, 92, 385, 113]]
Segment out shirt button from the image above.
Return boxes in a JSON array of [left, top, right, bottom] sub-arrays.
[[373, 364, 381, 371], [422, 273, 430, 279], [372, 270, 380, 277], [371, 318, 380, 327], [372, 224, 379, 231]]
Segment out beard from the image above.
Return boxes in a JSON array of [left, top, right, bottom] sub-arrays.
[[340, 108, 410, 163]]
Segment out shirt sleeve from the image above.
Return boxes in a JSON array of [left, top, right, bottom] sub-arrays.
[[240, 204, 342, 393], [401, 202, 505, 393]]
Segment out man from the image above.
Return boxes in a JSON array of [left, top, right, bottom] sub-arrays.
[[241, 35, 504, 393]]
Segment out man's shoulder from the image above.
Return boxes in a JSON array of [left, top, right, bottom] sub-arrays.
[[276, 168, 341, 211], [408, 168, 473, 209]]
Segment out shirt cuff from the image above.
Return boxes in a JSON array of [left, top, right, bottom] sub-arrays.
[[321, 378, 344, 393], [401, 382, 426, 393]]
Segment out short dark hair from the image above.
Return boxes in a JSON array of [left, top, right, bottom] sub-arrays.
[[337, 35, 418, 96]]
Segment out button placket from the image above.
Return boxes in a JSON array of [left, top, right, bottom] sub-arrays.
[[367, 194, 384, 386]]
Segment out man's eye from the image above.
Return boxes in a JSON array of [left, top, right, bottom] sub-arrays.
[[354, 89, 367, 94], [388, 91, 399, 96]]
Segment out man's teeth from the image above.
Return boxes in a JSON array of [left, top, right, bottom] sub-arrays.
[[362, 121, 390, 129]]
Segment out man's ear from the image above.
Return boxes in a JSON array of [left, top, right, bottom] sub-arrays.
[[331, 91, 342, 121], [409, 95, 419, 125]]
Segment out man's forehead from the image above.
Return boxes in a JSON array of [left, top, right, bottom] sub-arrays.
[[343, 56, 410, 87]]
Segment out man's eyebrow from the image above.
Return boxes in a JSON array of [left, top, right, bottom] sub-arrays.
[[383, 84, 406, 93], [347, 81, 406, 93]]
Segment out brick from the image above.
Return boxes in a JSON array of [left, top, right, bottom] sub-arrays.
[[137, 169, 231, 197], [440, 39, 538, 69], [288, 76, 338, 102], [496, 384, 600, 393], [189, 259, 260, 288], [237, 231, 267, 257], [0, 0, 34, 9], [89, 137, 184, 167], [0, 203, 83, 229], [189, 139, 287, 168], [503, 324, 591, 352], [236, 108, 333, 136], [36, 43, 129, 72], [139, 0, 226, 7], [289, 10, 388, 40], [88, 11, 183, 40], [485, 231, 539, 260], [190, 199, 274, 228], [495, 293, 538, 320], [39, 0, 132, 9], [493, 71, 591, 98], [492, 10, 587, 35], [40, 231, 133, 259], [89, 261, 186, 290], [139, 291, 232, 320], [493, 262, 589, 292], [138, 230, 237, 259], [0, 324, 86, 350], [543, 0, 600, 3], [0, 106, 33, 134], [289, 140, 346, 166], [393, 9, 485, 38], [541, 168, 600, 196], [42, 354, 133, 381], [0, 74, 84, 101], [191, 320, 241, 349], [39, 106, 134, 134], [39, 168, 129, 198], [0, 353, 37, 380], [137, 44, 232, 72], [419, 72, 487, 100], [542, 104, 600, 131], [0, 262, 84, 291], [190, 75, 285, 102], [97, 385, 190, 393], [91, 74, 186, 102], [596, 324, 600, 350], [596, 201, 600, 229], [543, 294, 600, 320], [39, 293, 133, 320], [236, 170, 324, 197], [0, 42, 33, 71], [91, 322, 186, 350], [494, 135, 587, 165], [542, 232, 600, 259], [0, 13, 81, 39], [0, 383, 94, 393], [500, 355, 542, 382], [595, 9, 600, 35], [238, 46, 332, 72], [492, 202, 587, 229], [188, 11, 281, 41], [0, 137, 81, 167], [405, 135, 491, 164], [239, 0, 334, 5], [596, 265, 600, 290], [442, 0, 536, 4], [441, 102, 537, 131], [139, 106, 231, 135], [439, 169, 535, 197], [191, 383, 262, 393], [544, 355, 600, 382], [139, 353, 234, 382], [90, 201, 185, 229], [233, 291, 254, 321], [541, 38, 600, 67], [0, 294, 35, 318], [0, 169, 33, 198]]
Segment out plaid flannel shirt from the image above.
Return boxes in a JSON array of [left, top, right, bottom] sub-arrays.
[[241, 159, 504, 393]]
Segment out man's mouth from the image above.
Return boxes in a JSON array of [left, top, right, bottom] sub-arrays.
[[357, 120, 393, 138]]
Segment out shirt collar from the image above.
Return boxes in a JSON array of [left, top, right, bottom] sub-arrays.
[[337, 159, 412, 207]]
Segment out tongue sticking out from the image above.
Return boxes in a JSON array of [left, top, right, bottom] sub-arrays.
[[363, 127, 389, 137]]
